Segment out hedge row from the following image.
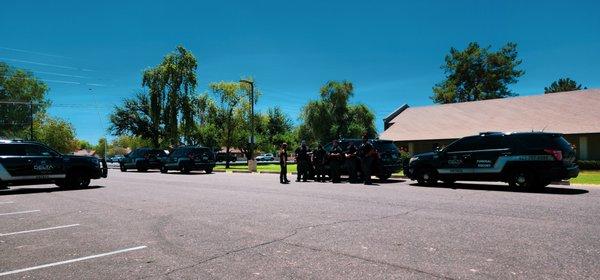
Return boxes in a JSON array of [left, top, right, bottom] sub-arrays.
[[577, 160, 600, 170]]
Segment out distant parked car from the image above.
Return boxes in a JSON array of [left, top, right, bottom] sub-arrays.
[[255, 153, 275, 161], [161, 146, 216, 174], [120, 148, 167, 172], [215, 152, 237, 162]]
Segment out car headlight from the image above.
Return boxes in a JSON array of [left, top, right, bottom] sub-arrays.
[[409, 157, 419, 164]]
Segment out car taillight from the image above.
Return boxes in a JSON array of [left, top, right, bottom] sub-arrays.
[[544, 149, 563, 161]]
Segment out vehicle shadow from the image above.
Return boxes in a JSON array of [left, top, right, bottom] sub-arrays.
[[0, 185, 105, 196], [167, 172, 212, 176], [410, 182, 588, 195]]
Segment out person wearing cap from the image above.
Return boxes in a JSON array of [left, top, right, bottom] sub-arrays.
[[295, 140, 310, 182], [359, 134, 375, 185], [312, 143, 327, 182], [279, 143, 290, 184], [328, 140, 343, 183]]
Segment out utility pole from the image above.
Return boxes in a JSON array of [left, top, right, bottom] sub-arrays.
[[29, 100, 34, 140], [239, 79, 256, 172]]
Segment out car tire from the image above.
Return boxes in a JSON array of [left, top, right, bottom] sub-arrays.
[[377, 173, 391, 181], [59, 175, 91, 188], [205, 167, 213, 174], [120, 164, 127, 172], [160, 166, 168, 173], [180, 164, 191, 174], [509, 169, 540, 191], [442, 180, 456, 185], [416, 167, 438, 185]]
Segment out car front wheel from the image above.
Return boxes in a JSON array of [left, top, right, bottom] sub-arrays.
[[416, 167, 438, 185]]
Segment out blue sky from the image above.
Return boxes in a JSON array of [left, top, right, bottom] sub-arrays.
[[1, 0, 599, 143]]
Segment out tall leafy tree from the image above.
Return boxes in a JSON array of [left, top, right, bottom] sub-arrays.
[[432, 42, 524, 104], [266, 107, 293, 150], [109, 46, 198, 147], [109, 92, 161, 147], [210, 81, 244, 168], [0, 62, 49, 139], [544, 78, 585, 93], [299, 80, 376, 145], [34, 117, 78, 153]]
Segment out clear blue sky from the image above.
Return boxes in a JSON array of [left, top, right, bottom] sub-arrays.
[[1, 0, 599, 143]]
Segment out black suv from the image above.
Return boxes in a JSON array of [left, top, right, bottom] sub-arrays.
[[120, 148, 167, 172], [404, 132, 579, 190], [323, 139, 403, 180], [0, 140, 107, 188], [160, 146, 216, 174]]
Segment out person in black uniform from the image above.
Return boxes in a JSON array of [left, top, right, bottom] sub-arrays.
[[279, 143, 290, 184], [359, 134, 375, 185], [312, 143, 327, 182], [295, 141, 310, 182], [345, 143, 360, 183], [328, 140, 343, 183]]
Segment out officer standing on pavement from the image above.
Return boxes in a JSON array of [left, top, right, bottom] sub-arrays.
[[312, 143, 327, 182], [345, 143, 359, 183], [279, 143, 290, 184], [328, 140, 343, 183], [359, 134, 375, 185], [295, 140, 310, 182]]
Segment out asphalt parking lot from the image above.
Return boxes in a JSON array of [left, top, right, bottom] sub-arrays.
[[1, 171, 599, 279]]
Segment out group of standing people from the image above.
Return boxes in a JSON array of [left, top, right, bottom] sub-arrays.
[[278, 135, 377, 185]]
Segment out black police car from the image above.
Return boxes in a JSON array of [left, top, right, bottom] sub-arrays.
[[0, 140, 107, 189], [404, 132, 579, 190], [323, 139, 403, 180], [160, 146, 216, 174], [120, 148, 167, 172]]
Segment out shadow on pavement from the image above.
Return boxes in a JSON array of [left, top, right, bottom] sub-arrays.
[[167, 172, 212, 176], [0, 185, 105, 196], [410, 182, 588, 195]]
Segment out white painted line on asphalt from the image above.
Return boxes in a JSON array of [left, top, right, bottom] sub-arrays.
[[0, 245, 147, 277], [0, 210, 40, 216], [0, 224, 80, 237], [0, 201, 14, 205]]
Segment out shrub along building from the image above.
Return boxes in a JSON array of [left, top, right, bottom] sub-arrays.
[[380, 89, 600, 160]]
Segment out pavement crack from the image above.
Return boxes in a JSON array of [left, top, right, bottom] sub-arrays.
[[140, 208, 422, 279], [282, 241, 455, 280]]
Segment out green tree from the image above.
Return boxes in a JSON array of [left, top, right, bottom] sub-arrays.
[[210, 81, 244, 168], [109, 92, 160, 146], [299, 80, 376, 145], [77, 139, 93, 150], [35, 117, 78, 153], [266, 107, 293, 151], [110, 135, 151, 152], [109, 46, 198, 147], [95, 138, 107, 158], [0, 62, 49, 139], [432, 42, 524, 104], [544, 78, 585, 93]]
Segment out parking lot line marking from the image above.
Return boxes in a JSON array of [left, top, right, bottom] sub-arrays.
[[0, 201, 14, 205], [0, 210, 40, 216], [0, 224, 80, 237], [0, 245, 147, 277]]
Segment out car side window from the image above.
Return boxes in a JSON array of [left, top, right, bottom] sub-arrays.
[[0, 145, 26, 156], [445, 137, 478, 152], [24, 144, 58, 157], [477, 136, 507, 150]]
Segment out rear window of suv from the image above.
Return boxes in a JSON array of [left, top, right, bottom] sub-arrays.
[[511, 134, 573, 151]]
